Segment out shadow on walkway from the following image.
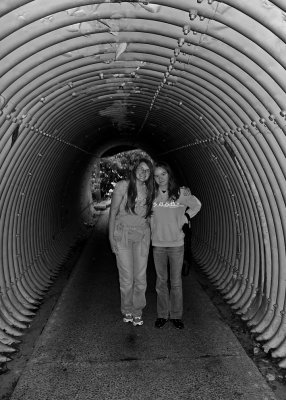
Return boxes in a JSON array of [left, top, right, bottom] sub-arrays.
[[9, 212, 277, 400]]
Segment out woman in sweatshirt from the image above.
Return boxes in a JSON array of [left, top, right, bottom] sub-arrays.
[[151, 161, 202, 330]]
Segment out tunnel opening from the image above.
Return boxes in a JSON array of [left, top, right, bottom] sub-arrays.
[[91, 147, 152, 204]]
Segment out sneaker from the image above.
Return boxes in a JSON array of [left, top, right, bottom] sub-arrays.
[[132, 316, 143, 326], [123, 313, 133, 323]]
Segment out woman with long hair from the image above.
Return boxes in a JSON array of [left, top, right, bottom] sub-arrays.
[[109, 157, 154, 326], [151, 161, 202, 330]]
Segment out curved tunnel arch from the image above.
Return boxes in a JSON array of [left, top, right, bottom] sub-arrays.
[[1, 0, 286, 367]]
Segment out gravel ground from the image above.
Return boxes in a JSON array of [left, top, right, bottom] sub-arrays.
[[1, 238, 286, 400], [192, 261, 286, 400], [0, 234, 90, 400]]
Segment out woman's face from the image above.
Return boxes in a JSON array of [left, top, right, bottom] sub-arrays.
[[154, 167, 169, 187], [135, 162, 151, 182]]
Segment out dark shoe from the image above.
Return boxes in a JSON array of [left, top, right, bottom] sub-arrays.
[[155, 318, 168, 329], [171, 319, 184, 329]]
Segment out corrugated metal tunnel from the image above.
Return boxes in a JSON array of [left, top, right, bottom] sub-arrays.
[[1, 0, 286, 369]]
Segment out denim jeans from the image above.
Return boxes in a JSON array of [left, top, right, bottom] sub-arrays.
[[116, 239, 149, 318], [153, 245, 184, 319]]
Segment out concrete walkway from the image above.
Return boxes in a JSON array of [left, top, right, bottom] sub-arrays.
[[10, 212, 277, 400]]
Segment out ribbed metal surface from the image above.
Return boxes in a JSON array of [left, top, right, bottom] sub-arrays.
[[0, 0, 286, 367]]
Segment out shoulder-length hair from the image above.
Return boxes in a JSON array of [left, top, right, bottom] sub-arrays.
[[125, 157, 155, 218], [154, 161, 180, 201]]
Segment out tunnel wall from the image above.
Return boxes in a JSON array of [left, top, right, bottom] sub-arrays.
[[0, 1, 286, 367]]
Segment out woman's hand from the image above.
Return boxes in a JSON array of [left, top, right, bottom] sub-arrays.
[[183, 215, 189, 225], [183, 213, 191, 229], [109, 236, 118, 254]]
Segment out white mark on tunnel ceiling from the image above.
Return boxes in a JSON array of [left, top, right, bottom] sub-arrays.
[[139, 3, 161, 13], [66, 5, 100, 17], [261, 0, 274, 8], [66, 19, 108, 34], [62, 44, 117, 59], [66, 23, 81, 32], [79, 21, 95, 36], [16, 11, 28, 22], [116, 42, 128, 60], [0, 95, 5, 108], [99, 100, 135, 131], [40, 15, 54, 23]]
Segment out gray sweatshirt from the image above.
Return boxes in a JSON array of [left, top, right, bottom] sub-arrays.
[[151, 187, 202, 247]]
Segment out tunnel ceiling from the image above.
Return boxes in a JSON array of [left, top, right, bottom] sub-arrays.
[[1, 0, 286, 369], [2, 0, 286, 155]]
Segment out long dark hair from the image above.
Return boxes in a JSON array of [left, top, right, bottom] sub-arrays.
[[125, 157, 155, 218], [154, 161, 180, 201]]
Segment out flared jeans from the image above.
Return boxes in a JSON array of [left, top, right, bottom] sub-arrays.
[[116, 239, 149, 318], [153, 245, 184, 319]]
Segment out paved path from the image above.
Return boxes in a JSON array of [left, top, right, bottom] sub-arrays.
[[10, 212, 277, 400]]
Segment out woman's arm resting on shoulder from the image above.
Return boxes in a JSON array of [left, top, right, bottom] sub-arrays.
[[108, 181, 125, 253]]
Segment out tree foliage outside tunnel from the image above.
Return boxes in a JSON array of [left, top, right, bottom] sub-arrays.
[[91, 149, 152, 201]]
